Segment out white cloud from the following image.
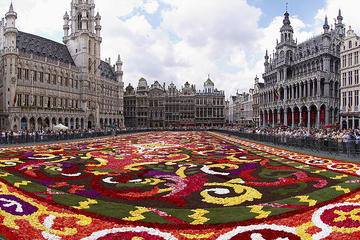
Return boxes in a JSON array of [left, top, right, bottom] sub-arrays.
[[3, 0, 355, 100], [142, 0, 159, 14]]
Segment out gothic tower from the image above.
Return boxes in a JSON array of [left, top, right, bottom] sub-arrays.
[[2, 3, 19, 114], [64, 0, 102, 74]]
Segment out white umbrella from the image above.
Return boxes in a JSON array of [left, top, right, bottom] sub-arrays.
[[53, 124, 69, 131]]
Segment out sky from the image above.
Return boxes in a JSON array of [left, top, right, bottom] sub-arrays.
[[0, 0, 358, 99]]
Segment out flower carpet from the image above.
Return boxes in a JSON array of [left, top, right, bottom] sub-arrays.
[[0, 131, 359, 239]]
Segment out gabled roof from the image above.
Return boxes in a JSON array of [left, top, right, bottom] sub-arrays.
[[99, 61, 117, 81], [16, 31, 75, 65], [204, 78, 214, 86]]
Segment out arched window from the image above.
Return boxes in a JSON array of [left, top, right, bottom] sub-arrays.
[[77, 13, 82, 30], [88, 58, 92, 72]]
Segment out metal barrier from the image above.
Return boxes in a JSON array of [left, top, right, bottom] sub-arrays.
[[1, 128, 359, 157], [212, 130, 360, 156]]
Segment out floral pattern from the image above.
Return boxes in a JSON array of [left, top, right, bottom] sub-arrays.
[[0, 131, 359, 239]]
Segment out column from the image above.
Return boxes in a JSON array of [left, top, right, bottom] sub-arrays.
[[353, 116, 355, 129], [272, 111, 275, 128], [284, 110, 288, 126], [308, 109, 311, 129], [292, 110, 295, 128], [346, 117, 349, 130], [325, 109, 330, 126], [277, 110, 281, 124], [316, 109, 320, 128], [284, 86, 288, 101], [300, 110, 303, 126], [307, 81, 311, 97], [340, 116, 343, 129]]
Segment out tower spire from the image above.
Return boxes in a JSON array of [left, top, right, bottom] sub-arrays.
[[337, 9, 343, 23], [323, 15, 329, 33]]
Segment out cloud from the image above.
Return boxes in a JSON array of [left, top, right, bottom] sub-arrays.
[[142, 0, 159, 14], [3, 0, 352, 100]]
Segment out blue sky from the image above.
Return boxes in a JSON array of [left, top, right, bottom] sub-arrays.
[[248, 0, 326, 28], [0, 0, 358, 99]]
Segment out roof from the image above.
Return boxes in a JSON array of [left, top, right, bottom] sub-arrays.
[[17, 31, 75, 65], [99, 61, 117, 81], [204, 78, 214, 86]]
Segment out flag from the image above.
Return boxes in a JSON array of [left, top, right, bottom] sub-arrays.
[[13, 94, 17, 105], [274, 88, 279, 100], [347, 105, 351, 112]]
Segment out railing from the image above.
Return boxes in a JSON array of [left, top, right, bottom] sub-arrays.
[[212, 129, 360, 156], [1, 129, 359, 157]]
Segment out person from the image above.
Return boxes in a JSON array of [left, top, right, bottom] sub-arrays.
[[342, 131, 352, 157]]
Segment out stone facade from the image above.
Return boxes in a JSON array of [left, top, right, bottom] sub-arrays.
[[340, 27, 360, 129], [233, 90, 254, 127], [124, 77, 225, 128], [258, 10, 344, 128], [0, 0, 124, 131]]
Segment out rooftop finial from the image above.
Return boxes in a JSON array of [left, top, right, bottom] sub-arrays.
[[286, 2, 288, 12], [9, 2, 14, 12]]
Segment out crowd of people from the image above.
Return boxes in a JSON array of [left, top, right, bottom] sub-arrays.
[[0, 128, 119, 145], [220, 126, 360, 156], [1, 126, 360, 156]]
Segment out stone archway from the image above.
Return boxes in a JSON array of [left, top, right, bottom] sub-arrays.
[[88, 114, 95, 129], [64, 118, 69, 127], [37, 118, 43, 131], [21, 117, 29, 130], [287, 108, 292, 127], [301, 106, 308, 127], [44, 118, 50, 129], [310, 105, 317, 128], [293, 107, 300, 126], [29, 117, 35, 131], [320, 105, 326, 127], [280, 109, 284, 124], [76, 118, 80, 129], [70, 118, 74, 129]]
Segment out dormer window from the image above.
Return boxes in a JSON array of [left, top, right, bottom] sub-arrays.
[[349, 41, 352, 49]]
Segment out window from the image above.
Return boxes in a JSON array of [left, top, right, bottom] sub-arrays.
[[75, 80, 78, 88], [343, 55, 347, 68], [60, 77, 63, 86], [343, 92, 347, 107], [39, 72, 44, 82], [349, 41, 352, 49], [52, 74, 57, 85], [17, 68, 22, 80], [33, 95, 37, 106], [24, 95, 29, 107], [355, 70, 359, 84], [355, 90, 359, 106], [24, 69, 29, 80], [342, 72, 347, 87], [355, 51, 359, 64], [349, 71, 353, 85], [17, 94, 22, 107], [349, 53, 353, 66], [33, 71, 37, 81], [47, 73, 51, 83], [40, 96, 44, 107], [349, 91, 353, 107], [53, 97, 56, 107]]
